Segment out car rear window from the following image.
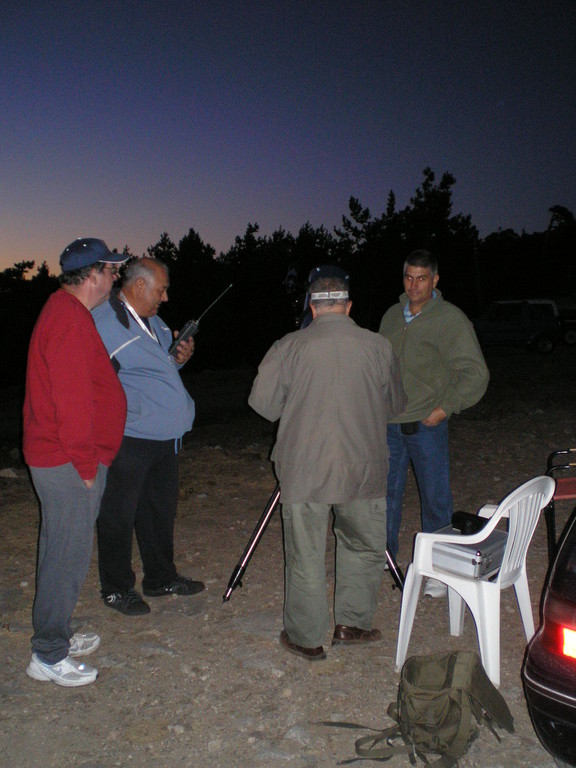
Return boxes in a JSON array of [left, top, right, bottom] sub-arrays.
[[551, 514, 576, 599], [530, 303, 556, 321]]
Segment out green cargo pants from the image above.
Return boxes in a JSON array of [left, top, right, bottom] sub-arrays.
[[281, 498, 387, 648]]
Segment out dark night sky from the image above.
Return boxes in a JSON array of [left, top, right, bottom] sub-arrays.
[[1, 1, 575, 273]]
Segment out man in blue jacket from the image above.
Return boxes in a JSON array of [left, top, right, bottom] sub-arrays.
[[93, 257, 205, 615]]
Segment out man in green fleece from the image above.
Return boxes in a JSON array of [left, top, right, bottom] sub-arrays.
[[379, 249, 489, 598]]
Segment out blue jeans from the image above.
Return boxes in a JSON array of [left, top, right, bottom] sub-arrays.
[[386, 421, 453, 559]]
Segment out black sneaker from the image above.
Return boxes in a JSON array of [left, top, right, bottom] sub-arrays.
[[103, 588, 151, 615], [143, 575, 205, 597]]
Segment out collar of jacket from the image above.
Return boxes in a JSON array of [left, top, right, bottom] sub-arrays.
[[311, 312, 354, 325], [109, 292, 130, 329], [398, 287, 444, 316]]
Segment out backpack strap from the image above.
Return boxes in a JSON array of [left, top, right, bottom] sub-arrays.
[[350, 725, 417, 764], [467, 654, 514, 733], [443, 653, 480, 763], [318, 721, 417, 765]]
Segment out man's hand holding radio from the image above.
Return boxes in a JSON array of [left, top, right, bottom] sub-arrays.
[[171, 332, 195, 365]]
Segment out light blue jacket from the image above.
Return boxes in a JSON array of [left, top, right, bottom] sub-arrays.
[[92, 296, 195, 441]]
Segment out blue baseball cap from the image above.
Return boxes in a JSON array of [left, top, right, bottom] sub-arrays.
[[59, 238, 128, 273]]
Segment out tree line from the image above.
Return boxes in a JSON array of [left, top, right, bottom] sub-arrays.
[[1, 168, 575, 386]]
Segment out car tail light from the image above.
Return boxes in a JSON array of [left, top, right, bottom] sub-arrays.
[[564, 627, 576, 659], [540, 591, 576, 660]]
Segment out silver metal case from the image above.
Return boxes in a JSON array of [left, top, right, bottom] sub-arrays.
[[432, 526, 508, 579]]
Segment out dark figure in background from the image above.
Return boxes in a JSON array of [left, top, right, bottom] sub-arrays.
[[379, 250, 489, 598], [93, 258, 205, 616], [249, 271, 406, 660], [23, 238, 127, 687]]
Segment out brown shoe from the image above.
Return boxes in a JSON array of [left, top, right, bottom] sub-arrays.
[[332, 624, 382, 646], [279, 630, 326, 661]]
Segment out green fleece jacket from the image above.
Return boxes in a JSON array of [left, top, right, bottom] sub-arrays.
[[378, 290, 489, 423]]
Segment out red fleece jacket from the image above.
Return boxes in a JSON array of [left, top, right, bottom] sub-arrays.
[[23, 289, 127, 480]]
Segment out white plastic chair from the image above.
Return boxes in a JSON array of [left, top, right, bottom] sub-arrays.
[[395, 476, 556, 687]]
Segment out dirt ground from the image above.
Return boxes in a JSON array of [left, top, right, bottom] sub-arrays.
[[1, 345, 576, 768]]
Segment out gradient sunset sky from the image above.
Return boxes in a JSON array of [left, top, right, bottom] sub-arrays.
[[2, 1, 575, 274]]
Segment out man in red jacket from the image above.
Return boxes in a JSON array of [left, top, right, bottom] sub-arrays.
[[23, 238, 127, 687]]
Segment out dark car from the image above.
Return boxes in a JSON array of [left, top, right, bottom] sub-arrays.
[[522, 508, 576, 767], [556, 296, 576, 345], [473, 300, 562, 353]]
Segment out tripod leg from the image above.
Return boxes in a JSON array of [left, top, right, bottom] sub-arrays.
[[223, 484, 281, 601], [386, 548, 404, 591]]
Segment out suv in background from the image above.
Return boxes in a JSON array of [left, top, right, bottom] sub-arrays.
[[556, 296, 576, 345], [473, 300, 562, 354]]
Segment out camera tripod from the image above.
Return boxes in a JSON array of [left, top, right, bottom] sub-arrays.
[[223, 483, 405, 602]]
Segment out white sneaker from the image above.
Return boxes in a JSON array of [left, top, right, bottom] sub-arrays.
[[423, 578, 448, 598], [69, 632, 100, 657], [26, 654, 98, 687]]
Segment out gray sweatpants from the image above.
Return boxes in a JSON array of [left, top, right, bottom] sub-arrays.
[[281, 498, 387, 648], [30, 463, 107, 664]]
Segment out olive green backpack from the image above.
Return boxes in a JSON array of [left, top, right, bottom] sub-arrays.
[[328, 650, 514, 767]]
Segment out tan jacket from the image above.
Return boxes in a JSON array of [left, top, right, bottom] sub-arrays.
[[248, 313, 407, 504]]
